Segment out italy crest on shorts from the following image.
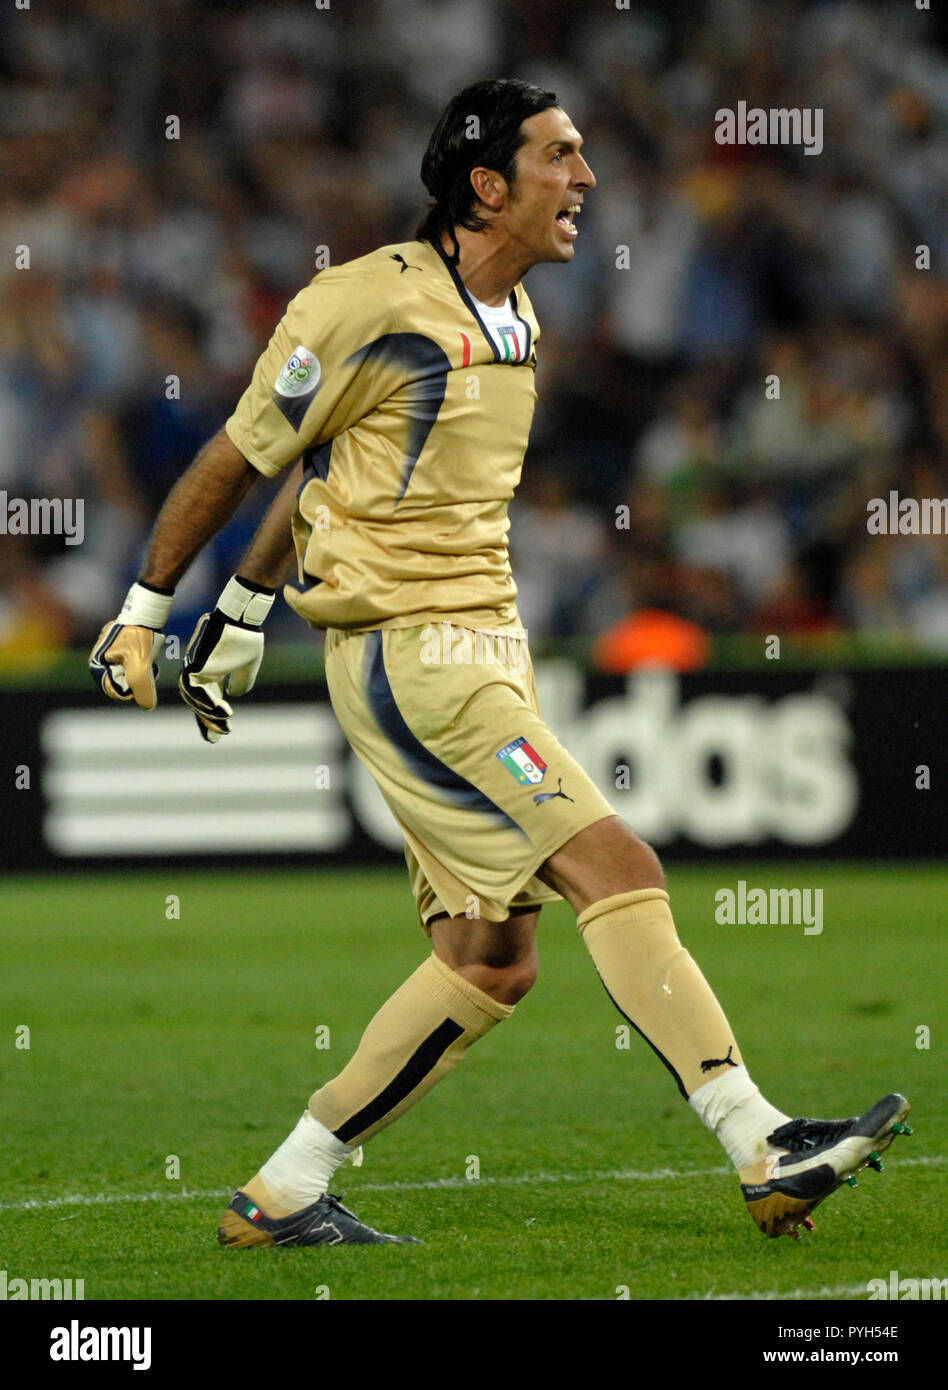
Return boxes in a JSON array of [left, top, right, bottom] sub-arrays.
[[496, 736, 546, 785]]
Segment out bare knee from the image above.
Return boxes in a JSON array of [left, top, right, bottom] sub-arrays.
[[453, 954, 538, 1005], [430, 908, 540, 1007], [539, 815, 665, 916], [627, 836, 665, 890]]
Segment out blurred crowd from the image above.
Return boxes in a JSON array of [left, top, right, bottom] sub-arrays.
[[0, 0, 946, 666]]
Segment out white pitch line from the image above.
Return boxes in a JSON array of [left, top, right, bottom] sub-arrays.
[[357, 1163, 731, 1192], [1, 1154, 942, 1216], [0, 1165, 726, 1214], [2, 1188, 233, 1214], [699, 1283, 870, 1301]]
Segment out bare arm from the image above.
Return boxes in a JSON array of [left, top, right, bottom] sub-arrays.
[[92, 431, 295, 712], [175, 459, 303, 740], [139, 428, 262, 590], [236, 460, 303, 589]]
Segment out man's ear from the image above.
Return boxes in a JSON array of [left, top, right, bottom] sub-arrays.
[[469, 166, 507, 213]]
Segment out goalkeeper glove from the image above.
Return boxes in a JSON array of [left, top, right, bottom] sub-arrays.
[[178, 575, 275, 743], [89, 582, 173, 710]]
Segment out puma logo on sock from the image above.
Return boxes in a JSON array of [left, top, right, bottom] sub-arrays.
[[700, 1044, 738, 1073]]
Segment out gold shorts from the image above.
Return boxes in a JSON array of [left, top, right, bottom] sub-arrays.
[[325, 620, 615, 926]]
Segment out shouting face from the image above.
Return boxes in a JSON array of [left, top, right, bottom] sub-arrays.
[[492, 106, 595, 267]]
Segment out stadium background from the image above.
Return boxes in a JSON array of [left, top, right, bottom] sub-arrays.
[[2, 0, 946, 1310], [1, 0, 945, 663], [1, 0, 945, 871]]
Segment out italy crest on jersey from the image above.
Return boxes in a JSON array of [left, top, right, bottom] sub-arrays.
[[496, 736, 546, 785]]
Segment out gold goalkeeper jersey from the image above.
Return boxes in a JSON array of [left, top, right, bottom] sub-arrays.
[[225, 238, 541, 631]]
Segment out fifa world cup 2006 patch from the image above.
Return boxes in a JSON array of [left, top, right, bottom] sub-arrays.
[[496, 736, 546, 785], [275, 345, 321, 398]]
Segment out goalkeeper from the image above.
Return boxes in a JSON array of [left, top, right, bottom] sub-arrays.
[[90, 79, 910, 1248]]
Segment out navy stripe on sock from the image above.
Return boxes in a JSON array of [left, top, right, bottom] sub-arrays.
[[334, 1017, 465, 1144], [596, 972, 689, 1100]]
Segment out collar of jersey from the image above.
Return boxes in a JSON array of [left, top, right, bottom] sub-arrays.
[[427, 236, 531, 364]]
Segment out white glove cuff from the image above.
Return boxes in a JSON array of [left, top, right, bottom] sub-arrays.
[[217, 575, 275, 627], [119, 582, 174, 630]]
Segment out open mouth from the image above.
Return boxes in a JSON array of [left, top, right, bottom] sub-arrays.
[[555, 203, 581, 239]]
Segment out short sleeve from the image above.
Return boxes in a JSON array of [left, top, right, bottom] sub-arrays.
[[225, 272, 397, 477]]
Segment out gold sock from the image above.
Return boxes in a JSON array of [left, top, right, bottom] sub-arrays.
[[308, 952, 512, 1146], [578, 888, 742, 1099]]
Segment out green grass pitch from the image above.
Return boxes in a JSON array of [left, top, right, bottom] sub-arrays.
[[2, 862, 944, 1301]]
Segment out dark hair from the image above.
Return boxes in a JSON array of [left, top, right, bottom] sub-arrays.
[[417, 78, 558, 250]]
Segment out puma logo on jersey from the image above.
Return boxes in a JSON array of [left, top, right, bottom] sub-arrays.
[[700, 1045, 738, 1073], [391, 254, 422, 274], [533, 778, 574, 806]]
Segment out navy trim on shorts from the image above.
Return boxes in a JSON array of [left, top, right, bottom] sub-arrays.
[[364, 629, 525, 836]]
